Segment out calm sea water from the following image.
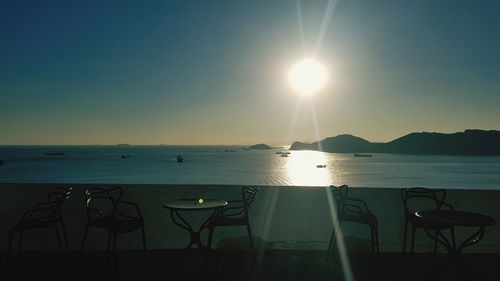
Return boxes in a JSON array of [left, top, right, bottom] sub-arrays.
[[0, 145, 499, 189]]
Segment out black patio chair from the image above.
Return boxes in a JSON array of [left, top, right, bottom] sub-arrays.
[[206, 186, 259, 251], [80, 187, 147, 275], [5, 187, 72, 276], [326, 185, 379, 260], [7, 187, 72, 252], [400, 187, 454, 255]]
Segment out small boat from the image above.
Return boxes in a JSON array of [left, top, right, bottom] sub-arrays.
[[45, 152, 65, 156], [316, 165, 326, 168], [224, 149, 236, 152], [121, 155, 131, 159], [354, 153, 372, 157], [177, 154, 184, 163]]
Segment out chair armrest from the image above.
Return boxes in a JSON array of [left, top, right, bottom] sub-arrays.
[[344, 198, 374, 216], [343, 203, 365, 216], [21, 202, 53, 221], [106, 187, 124, 201], [114, 200, 143, 220]]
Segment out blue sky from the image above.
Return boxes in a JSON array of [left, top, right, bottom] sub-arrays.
[[1, 0, 499, 145]]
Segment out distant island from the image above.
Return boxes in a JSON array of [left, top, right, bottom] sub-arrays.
[[290, 129, 500, 155], [248, 143, 272, 150]]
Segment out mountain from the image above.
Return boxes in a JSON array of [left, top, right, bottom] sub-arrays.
[[290, 130, 500, 155], [248, 143, 272, 150], [386, 130, 500, 155], [289, 141, 315, 151], [290, 135, 372, 152]]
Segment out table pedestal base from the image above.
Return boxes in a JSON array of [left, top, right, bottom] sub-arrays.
[[424, 227, 487, 281], [168, 208, 223, 280]]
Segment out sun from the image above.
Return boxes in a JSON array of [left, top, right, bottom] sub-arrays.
[[288, 58, 327, 96]]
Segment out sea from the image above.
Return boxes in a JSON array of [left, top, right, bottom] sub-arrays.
[[0, 145, 499, 189]]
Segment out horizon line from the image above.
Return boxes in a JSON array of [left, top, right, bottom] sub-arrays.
[[0, 143, 290, 147], [1, 129, 497, 147]]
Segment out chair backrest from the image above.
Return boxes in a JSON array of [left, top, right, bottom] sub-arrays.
[[241, 186, 259, 216], [400, 187, 447, 218], [84, 187, 123, 219], [330, 185, 349, 214], [47, 187, 72, 220]]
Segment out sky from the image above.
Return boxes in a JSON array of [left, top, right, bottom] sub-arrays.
[[1, 0, 499, 145]]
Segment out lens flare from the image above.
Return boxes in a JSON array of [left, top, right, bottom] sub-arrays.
[[289, 58, 327, 95]]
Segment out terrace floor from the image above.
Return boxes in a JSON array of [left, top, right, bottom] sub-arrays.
[[2, 248, 499, 281]]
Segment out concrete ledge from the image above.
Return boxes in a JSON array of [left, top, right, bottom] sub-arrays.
[[0, 184, 499, 253]]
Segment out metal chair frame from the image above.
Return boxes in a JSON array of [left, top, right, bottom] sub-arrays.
[[400, 187, 454, 255], [6, 187, 72, 277], [80, 187, 147, 276], [327, 185, 379, 260], [206, 186, 259, 251], [7, 187, 72, 252]]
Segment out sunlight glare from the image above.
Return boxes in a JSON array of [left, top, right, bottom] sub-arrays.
[[326, 187, 354, 281], [285, 150, 332, 186], [289, 58, 327, 96]]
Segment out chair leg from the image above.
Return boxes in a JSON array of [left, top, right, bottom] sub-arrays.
[[141, 226, 149, 275], [370, 227, 376, 255], [7, 229, 14, 255], [433, 230, 438, 255], [450, 227, 456, 251], [80, 224, 90, 253], [246, 223, 257, 268], [18, 229, 24, 250], [410, 226, 416, 254], [371, 226, 380, 270], [107, 230, 113, 252], [246, 223, 254, 251], [409, 225, 416, 268], [207, 227, 214, 249], [326, 228, 337, 261], [55, 226, 64, 252], [141, 226, 147, 251], [59, 220, 71, 252], [112, 232, 117, 251], [402, 221, 408, 254], [375, 227, 380, 267]]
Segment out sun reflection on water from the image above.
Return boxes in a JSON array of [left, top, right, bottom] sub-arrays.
[[285, 150, 333, 186]]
